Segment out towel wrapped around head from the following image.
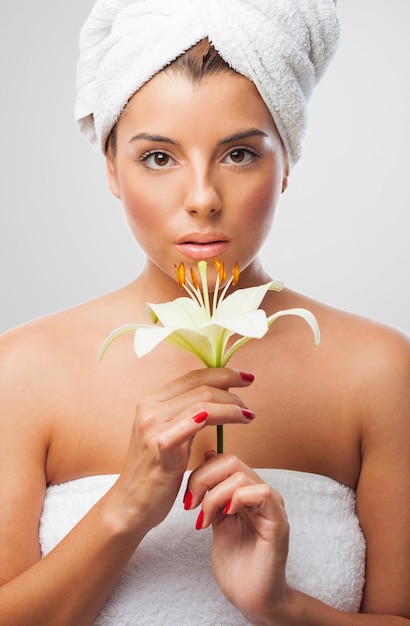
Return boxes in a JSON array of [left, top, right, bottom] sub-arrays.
[[75, 0, 340, 167]]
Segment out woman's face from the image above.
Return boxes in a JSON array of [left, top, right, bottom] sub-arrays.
[[106, 68, 288, 290]]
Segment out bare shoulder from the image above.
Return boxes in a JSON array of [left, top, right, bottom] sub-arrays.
[[275, 288, 410, 383], [316, 297, 410, 424], [322, 301, 409, 394], [0, 283, 135, 366], [277, 289, 410, 450], [285, 291, 409, 377], [0, 301, 97, 390], [0, 286, 134, 430]]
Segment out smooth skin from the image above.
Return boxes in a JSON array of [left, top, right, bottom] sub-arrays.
[[0, 69, 409, 625]]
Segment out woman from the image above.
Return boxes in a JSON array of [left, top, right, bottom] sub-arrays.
[[0, 1, 409, 624]]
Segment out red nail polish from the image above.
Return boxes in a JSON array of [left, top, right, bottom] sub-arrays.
[[183, 488, 193, 510], [241, 408, 255, 420], [239, 371, 254, 382], [223, 500, 232, 515], [192, 411, 208, 424], [195, 509, 204, 530]]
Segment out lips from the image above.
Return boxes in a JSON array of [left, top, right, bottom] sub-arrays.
[[176, 232, 231, 260]]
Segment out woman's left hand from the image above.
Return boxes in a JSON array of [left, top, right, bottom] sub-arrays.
[[185, 453, 293, 624]]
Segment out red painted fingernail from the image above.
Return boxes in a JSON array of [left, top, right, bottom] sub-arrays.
[[223, 500, 232, 515], [192, 411, 208, 424], [239, 371, 254, 382], [183, 488, 193, 510], [195, 509, 204, 530], [242, 408, 255, 420]]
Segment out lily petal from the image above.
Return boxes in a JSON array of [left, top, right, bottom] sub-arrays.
[[147, 297, 208, 329], [204, 309, 269, 339], [267, 308, 320, 347], [97, 324, 139, 362], [164, 329, 216, 367], [133, 324, 180, 357], [133, 324, 217, 365], [215, 280, 284, 318]]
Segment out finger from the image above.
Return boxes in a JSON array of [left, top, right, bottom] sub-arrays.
[[156, 385, 250, 421], [203, 449, 217, 461], [202, 472, 262, 528], [223, 484, 289, 540], [186, 454, 262, 511], [135, 381, 252, 442], [227, 483, 285, 515], [156, 405, 256, 460], [155, 368, 254, 402]]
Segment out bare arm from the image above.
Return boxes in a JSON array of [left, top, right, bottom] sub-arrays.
[[0, 328, 255, 625]]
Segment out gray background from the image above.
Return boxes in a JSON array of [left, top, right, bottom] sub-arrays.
[[1, 1, 409, 335]]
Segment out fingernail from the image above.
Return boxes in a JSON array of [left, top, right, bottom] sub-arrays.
[[223, 500, 232, 515], [183, 488, 193, 510], [239, 371, 254, 382], [195, 509, 204, 531], [241, 408, 255, 420], [192, 411, 208, 424]]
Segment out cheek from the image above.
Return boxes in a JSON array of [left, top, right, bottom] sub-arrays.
[[119, 176, 166, 237], [237, 175, 281, 230], [120, 196, 159, 251]]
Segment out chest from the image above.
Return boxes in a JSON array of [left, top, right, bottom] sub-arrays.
[[45, 339, 361, 488]]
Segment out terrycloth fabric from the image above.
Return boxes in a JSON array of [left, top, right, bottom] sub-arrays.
[[39, 469, 365, 624], [75, 0, 340, 166]]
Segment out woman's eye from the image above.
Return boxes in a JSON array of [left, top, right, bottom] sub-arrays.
[[140, 151, 173, 169], [224, 148, 258, 165]]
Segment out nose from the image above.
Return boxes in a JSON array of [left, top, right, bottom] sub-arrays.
[[183, 166, 222, 217]]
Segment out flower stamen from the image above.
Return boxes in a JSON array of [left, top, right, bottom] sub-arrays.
[[232, 261, 240, 286], [190, 267, 199, 290], [175, 263, 186, 289], [198, 261, 211, 318], [214, 259, 227, 284]]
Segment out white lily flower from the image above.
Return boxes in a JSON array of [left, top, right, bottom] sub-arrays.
[[98, 260, 320, 368], [98, 261, 320, 453]]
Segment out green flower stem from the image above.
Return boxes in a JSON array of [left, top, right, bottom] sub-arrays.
[[217, 424, 224, 454]]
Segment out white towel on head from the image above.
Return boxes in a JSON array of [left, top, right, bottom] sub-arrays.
[[75, 0, 340, 167]]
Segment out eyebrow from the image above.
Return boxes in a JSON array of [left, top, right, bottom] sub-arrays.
[[129, 132, 179, 145], [219, 129, 268, 145]]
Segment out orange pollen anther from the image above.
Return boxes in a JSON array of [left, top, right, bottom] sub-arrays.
[[232, 261, 240, 286], [190, 267, 199, 289], [175, 262, 186, 289], [214, 259, 227, 283]]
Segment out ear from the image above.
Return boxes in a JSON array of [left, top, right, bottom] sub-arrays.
[[280, 149, 289, 194], [105, 151, 121, 199]]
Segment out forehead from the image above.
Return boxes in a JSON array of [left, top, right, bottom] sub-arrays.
[[117, 70, 280, 141]]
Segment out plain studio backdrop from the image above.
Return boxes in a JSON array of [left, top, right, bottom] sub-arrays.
[[1, 1, 409, 336]]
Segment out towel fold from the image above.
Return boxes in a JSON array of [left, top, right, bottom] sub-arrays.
[[75, 0, 340, 166], [40, 469, 365, 625]]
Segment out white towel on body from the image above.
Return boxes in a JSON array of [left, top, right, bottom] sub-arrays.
[[75, 0, 340, 166], [39, 469, 365, 625]]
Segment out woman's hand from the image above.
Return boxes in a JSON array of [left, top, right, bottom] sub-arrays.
[[112, 368, 256, 536], [186, 453, 292, 624]]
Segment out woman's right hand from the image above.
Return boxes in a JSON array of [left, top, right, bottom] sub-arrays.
[[111, 367, 255, 535]]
